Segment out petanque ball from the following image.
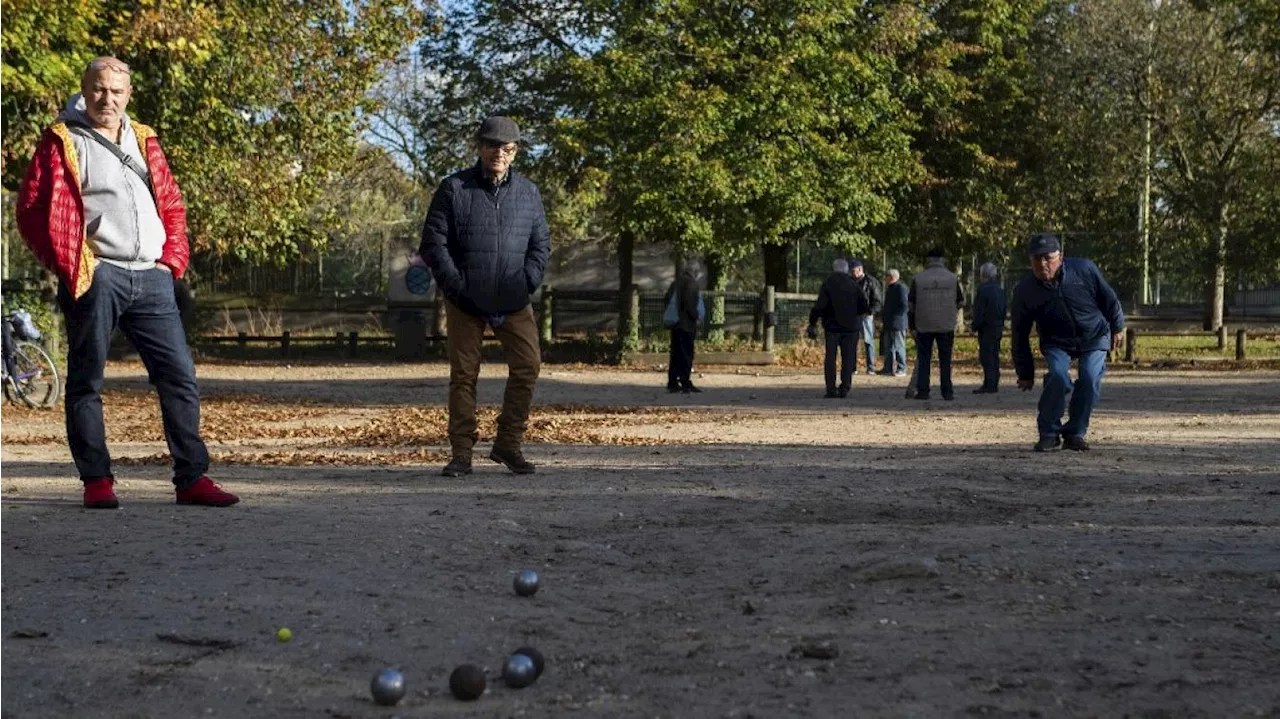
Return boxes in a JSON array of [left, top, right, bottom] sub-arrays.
[[370, 668, 406, 706], [448, 664, 486, 701], [513, 569, 540, 597], [503, 652, 538, 688], [513, 645, 545, 678]]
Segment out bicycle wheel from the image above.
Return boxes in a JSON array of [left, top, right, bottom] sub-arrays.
[[7, 341, 61, 408]]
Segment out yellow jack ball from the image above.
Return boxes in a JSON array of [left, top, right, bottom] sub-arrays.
[[276, 627, 293, 642]]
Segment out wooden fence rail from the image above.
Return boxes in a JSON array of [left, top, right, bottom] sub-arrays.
[[194, 331, 401, 358], [1123, 327, 1251, 362]]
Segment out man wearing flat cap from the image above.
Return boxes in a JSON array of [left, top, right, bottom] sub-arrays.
[[420, 116, 550, 476], [1011, 233, 1125, 452]]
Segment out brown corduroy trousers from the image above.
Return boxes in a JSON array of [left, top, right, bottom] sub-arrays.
[[444, 301, 541, 459]]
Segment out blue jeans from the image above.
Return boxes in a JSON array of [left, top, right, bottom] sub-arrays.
[[856, 315, 876, 372], [58, 264, 208, 487], [881, 327, 906, 374], [914, 331, 954, 398], [1038, 347, 1106, 440], [977, 328, 1003, 389]]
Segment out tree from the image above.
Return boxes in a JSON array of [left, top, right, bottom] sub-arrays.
[[1, 0, 100, 186], [1031, 0, 1279, 325], [1, 0, 427, 265]]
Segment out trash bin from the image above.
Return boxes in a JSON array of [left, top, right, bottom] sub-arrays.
[[386, 237, 435, 361], [390, 305, 428, 360]]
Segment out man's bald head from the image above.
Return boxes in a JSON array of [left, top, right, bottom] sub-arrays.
[[80, 57, 132, 132]]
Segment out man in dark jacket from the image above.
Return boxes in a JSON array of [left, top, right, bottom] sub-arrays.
[[1011, 233, 1125, 452], [971, 262, 1007, 393], [849, 260, 883, 374], [807, 259, 867, 397], [666, 259, 704, 394], [420, 116, 551, 476], [878, 269, 909, 376]]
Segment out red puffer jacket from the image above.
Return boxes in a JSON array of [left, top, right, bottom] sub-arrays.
[[16, 122, 190, 299]]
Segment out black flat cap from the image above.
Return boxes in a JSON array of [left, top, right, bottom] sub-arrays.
[[478, 116, 521, 144], [1027, 232, 1062, 256]]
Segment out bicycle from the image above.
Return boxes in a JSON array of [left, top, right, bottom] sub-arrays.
[[2, 310, 61, 409]]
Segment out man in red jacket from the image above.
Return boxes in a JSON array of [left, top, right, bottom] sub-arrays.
[[16, 57, 238, 509]]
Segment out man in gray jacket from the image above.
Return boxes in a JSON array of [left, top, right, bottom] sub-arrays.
[[907, 248, 964, 401], [420, 116, 551, 477]]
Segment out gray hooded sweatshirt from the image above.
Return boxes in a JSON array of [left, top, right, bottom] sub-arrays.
[[58, 93, 167, 270]]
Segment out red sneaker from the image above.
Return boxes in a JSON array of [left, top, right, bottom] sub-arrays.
[[175, 477, 240, 507], [83, 477, 119, 509]]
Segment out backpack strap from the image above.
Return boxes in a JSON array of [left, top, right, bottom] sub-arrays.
[[64, 121, 154, 199]]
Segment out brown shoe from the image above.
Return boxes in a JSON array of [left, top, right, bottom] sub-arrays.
[[441, 457, 473, 477], [489, 446, 536, 474]]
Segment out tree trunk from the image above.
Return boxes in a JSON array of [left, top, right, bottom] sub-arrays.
[[762, 242, 791, 293], [617, 230, 637, 351], [1208, 203, 1228, 330], [705, 251, 727, 343]]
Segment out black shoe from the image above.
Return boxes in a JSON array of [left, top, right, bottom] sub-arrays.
[[942, 394, 955, 401], [1033, 436, 1062, 452], [490, 446, 536, 474], [1062, 435, 1091, 451], [667, 384, 681, 393], [838, 386, 849, 398], [972, 387, 995, 394], [682, 383, 702, 394], [904, 387, 916, 399], [912, 393, 930, 400], [824, 390, 840, 398], [441, 457, 473, 477]]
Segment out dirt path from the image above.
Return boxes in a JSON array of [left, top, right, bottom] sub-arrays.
[[3, 362, 1279, 717]]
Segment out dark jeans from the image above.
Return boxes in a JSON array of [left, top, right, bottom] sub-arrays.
[[913, 331, 955, 398], [668, 327, 695, 388], [824, 331, 856, 392], [59, 263, 208, 488], [977, 328, 1003, 389]]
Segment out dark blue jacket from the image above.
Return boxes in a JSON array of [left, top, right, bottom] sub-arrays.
[[971, 280, 1007, 334], [1011, 258, 1125, 380], [419, 165, 551, 316], [881, 281, 909, 331], [809, 272, 868, 333]]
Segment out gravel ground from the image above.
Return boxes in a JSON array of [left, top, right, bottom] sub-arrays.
[[3, 361, 1279, 718]]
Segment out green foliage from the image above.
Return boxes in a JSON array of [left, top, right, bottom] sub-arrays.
[[555, 2, 922, 261], [2, 0, 427, 266], [1, 0, 100, 184]]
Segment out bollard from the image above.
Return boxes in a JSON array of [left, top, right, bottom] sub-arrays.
[[1236, 328, 1246, 361], [281, 330, 291, 358], [238, 330, 248, 349], [1124, 327, 1136, 363], [763, 285, 776, 352], [348, 331, 359, 358], [539, 286, 554, 344], [1217, 325, 1227, 350]]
